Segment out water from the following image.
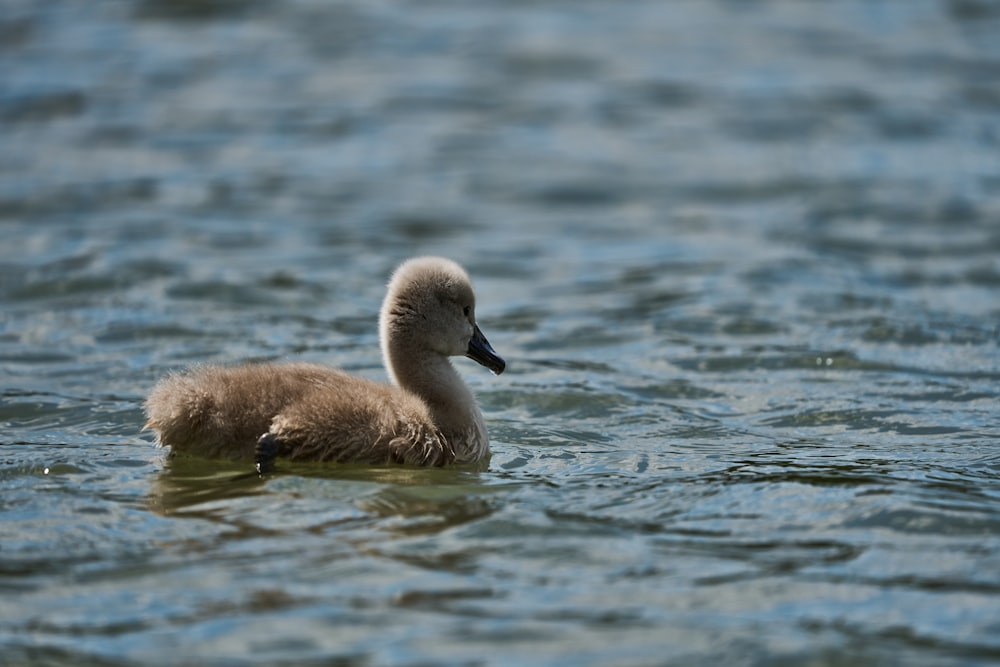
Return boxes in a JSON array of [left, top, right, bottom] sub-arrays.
[[2, 0, 1000, 665]]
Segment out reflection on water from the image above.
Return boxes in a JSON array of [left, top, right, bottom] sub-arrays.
[[2, 0, 1000, 665], [149, 456, 506, 540], [148, 457, 268, 515]]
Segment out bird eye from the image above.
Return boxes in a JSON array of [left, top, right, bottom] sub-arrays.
[[463, 306, 471, 317]]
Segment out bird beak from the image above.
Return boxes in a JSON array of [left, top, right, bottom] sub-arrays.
[[466, 324, 506, 375]]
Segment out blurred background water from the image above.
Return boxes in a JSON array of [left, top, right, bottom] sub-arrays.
[[2, 0, 1000, 665]]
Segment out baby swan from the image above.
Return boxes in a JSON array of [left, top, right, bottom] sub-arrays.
[[145, 257, 505, 469]]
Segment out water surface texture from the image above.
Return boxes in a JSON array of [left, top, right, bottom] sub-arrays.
[[2, 1, 1000, 665]]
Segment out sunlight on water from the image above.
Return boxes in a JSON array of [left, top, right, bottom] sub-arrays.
[[2, 1, 1000, 666]]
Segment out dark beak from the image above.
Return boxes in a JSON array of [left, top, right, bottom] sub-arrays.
[[466, 324, 506, 375]]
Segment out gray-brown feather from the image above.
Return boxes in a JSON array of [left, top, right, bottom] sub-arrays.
[[144, 257, 498, 467], [267, 376, 453, 465], [145, 362, 453, 464]]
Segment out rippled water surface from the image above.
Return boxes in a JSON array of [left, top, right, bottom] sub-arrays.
[[2, 1, 1000, 665]]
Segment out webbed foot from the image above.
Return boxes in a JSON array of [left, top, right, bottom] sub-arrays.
[[255, 432, 286, 474]]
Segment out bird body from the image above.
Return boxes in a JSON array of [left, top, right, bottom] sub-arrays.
[[144, 257, 504, 468]]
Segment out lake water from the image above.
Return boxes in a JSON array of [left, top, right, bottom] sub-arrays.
[[2, 1, 1000, 665]]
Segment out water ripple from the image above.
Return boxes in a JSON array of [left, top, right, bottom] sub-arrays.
[[2, 1, 999, 665]]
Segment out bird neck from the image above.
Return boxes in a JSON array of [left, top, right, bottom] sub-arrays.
[[383, 341, 489, 461]]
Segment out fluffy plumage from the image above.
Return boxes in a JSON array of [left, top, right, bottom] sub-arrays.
[[144, 257, 505, 467]]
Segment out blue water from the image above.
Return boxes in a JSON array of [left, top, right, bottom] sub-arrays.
[[2, 1, 1000, 665]]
